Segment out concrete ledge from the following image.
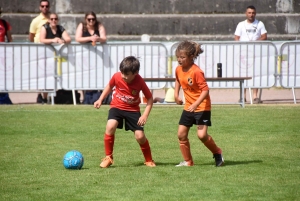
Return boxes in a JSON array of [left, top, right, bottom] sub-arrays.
[[11, 34, 300, 42], [7, 88, 300, 105], [2, 13, 299, 35], [1, 0, 299, 14]]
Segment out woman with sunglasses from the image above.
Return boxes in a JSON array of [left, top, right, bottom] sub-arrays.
[[75, 11, 107, 45], [40, 13, 71, 44]]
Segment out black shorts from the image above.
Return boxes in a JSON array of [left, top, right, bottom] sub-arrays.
[[108, 107, 144, 132], [179, 110, 212, 127]]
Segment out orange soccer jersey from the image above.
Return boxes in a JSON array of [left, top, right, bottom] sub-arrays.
[[175, 64, 211, 112]]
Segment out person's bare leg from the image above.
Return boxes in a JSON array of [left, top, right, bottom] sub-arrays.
[[253, 89, 258, 100]]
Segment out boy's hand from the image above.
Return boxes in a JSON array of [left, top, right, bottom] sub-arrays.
[[94, 99, 102, 109], [137, 116, 147, 126]]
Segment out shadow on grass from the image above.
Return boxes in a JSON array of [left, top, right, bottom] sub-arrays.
[[80, 167, 90, 170], [201, 160, 263, 166], [143, 160, 263, 167], [101, 160, 263, 168]]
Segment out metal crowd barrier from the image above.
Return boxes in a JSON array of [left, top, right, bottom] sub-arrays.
[[169, 41, 279, 104], [279, 41, 300, 104], [0, 41, 299, 104], [170, 41, 278, 88], [57, 42, 168, 90], [0, 43, 58, 103]]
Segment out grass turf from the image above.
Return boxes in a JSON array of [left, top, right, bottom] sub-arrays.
[[0, 105, 299, 201]]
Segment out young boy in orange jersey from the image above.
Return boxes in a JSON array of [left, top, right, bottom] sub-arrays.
[[94, 56, 156, 168], [174, 41, 224, 167]]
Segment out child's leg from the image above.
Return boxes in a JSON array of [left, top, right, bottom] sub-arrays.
[[134, 130, 153, 162], [103, 119, 118, 158], [177, 125, 193, 164], [100, 119, 118, 168], [197, 125, 222, 154]]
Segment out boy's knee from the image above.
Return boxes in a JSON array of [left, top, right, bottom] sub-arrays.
[[135, 132, 146, 144]]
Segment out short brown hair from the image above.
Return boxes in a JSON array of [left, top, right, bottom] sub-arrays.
[[119, 56, 140, 74]]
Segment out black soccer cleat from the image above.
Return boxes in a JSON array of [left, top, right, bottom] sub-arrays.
[[213, 154, 224, 167]]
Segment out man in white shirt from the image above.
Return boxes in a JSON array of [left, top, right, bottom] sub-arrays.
[[234, 5, 267, 103]]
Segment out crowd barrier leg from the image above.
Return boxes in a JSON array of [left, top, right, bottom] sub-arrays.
[[249, 87, 253, 104], [292, 87, 297, 104], [72, 89, 77, 105], [46, 93, 55, 105], [51, 93, 54, 105], [258, 89, 263, 103], [249, 88, 263, 104]]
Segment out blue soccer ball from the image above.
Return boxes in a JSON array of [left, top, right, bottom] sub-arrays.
[[63, 150, 84, 169]]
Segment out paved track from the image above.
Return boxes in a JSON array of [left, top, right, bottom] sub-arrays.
[[7, 87, 300, 105]]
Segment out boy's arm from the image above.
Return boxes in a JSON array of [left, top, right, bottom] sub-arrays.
[[138, 96, 153, 126], [94, 84, 113, 109], [143, 96, 153, 117]]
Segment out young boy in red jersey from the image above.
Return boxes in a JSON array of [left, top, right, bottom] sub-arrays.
[[174, 41, 224, 167], [94, 56, 156, 168]]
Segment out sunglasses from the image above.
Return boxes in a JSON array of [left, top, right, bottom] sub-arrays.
[[50, 18, 58, 21], [40, 5, 49, 8], [87, 18, 95, 22]]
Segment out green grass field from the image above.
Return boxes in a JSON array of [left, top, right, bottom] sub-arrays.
[[0, 105, 299, 201]]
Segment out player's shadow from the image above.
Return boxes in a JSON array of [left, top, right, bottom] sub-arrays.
[[79, 167, 90, 170], [201, 160, 263, 166], [105, 160, 263, 168], [142, 160, 263, 167]]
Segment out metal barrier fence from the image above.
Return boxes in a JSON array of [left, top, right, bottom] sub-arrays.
[[170, 41, 278, 89], [279, 41, 300, 103], [0, 43, 57, 93], [0, 41, 299, 104], [57, 43, 168, 90]]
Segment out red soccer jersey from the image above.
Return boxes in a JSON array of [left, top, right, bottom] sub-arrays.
[[0, 20, 12, 42], [109, 72, 152, 112], [175, 64, 211, 112]]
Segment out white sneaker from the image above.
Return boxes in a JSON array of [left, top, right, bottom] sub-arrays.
[[175, 161, 194, 167]]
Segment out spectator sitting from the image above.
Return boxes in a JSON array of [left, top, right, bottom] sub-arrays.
[[40, 13, 71, 44], [75, 11, 107, 102], [75, 11, 107, 45]]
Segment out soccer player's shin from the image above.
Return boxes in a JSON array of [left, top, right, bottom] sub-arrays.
[[104, 133, 115, 158], [140, 139, 152, 162], [203, 135, 222, 154], [179, 140, 193, 163]]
